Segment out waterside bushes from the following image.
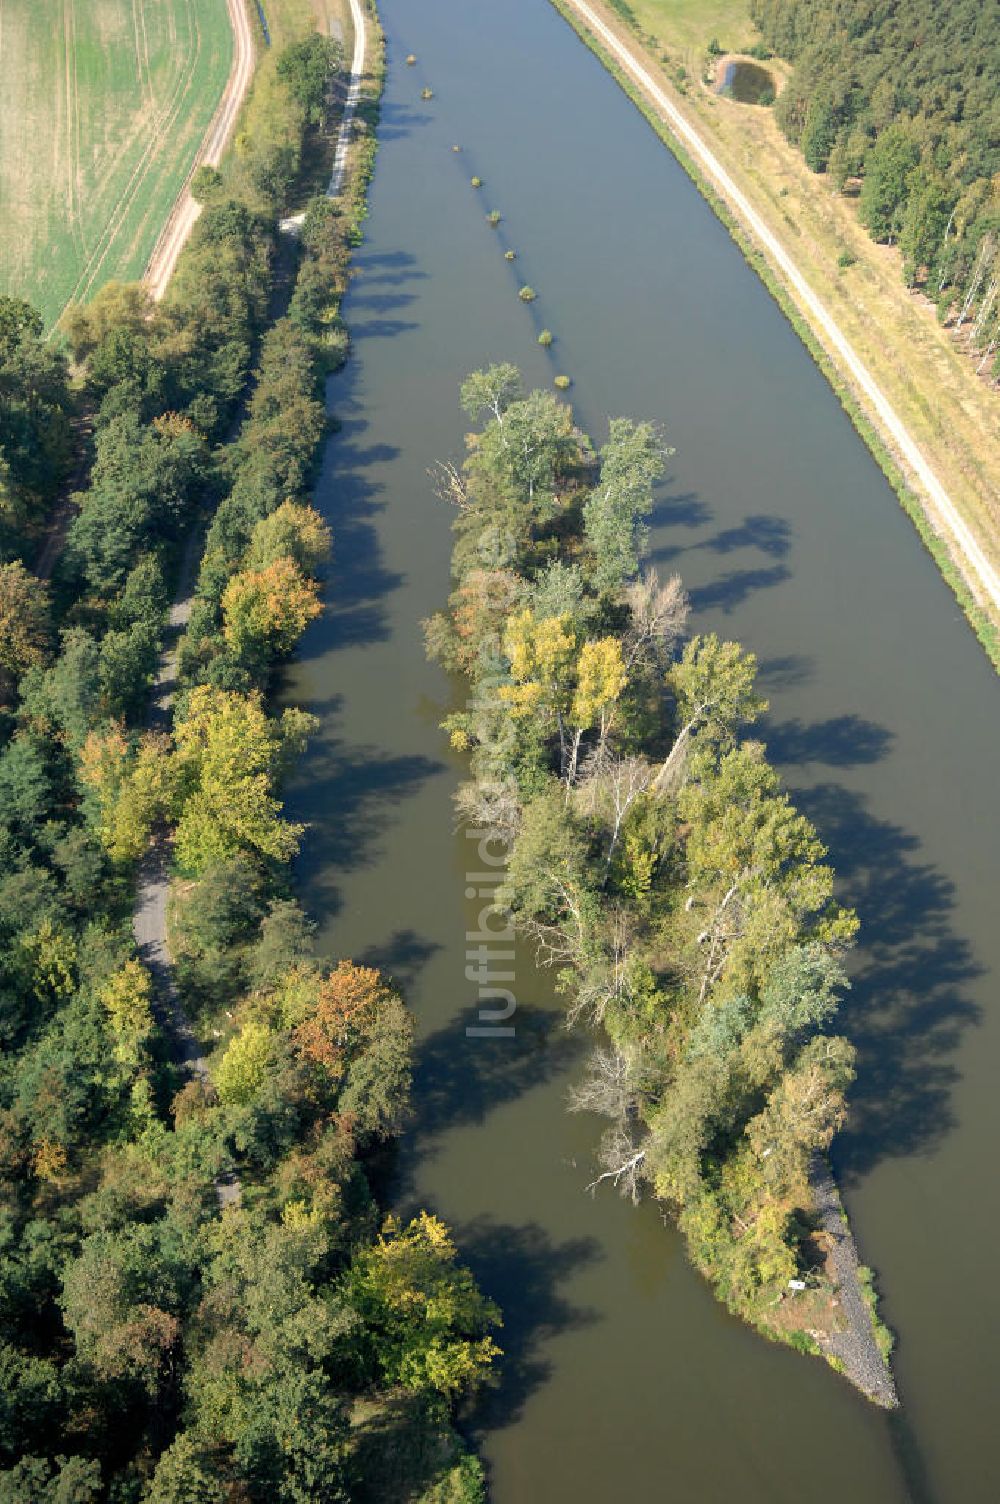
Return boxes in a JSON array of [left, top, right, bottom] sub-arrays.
[[0, 22, 498, 1501]]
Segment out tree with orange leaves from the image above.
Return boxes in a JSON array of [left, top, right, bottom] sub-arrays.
[[291, 961, 413, 1139], [222, 556, 322, 662], [293, 961, 391, 1074]]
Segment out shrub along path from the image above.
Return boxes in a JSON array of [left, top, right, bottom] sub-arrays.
[[279, 0, 368, 232]]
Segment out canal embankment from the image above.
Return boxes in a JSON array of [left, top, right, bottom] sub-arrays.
[[548, 0, 1000, 672]]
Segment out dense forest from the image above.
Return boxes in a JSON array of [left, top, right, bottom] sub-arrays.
[[0, 26, 497, 1503], [426, 364, 889, 1368], [748, 0, 1000, 374]]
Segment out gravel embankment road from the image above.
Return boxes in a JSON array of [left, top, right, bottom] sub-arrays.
[[557, 0, 1000, 620]]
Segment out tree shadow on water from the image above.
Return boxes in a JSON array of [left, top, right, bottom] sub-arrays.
[[409, 1004, 583, 1147], [648, 508, 791, 573], [757, 653, 815, 691], [886, 1408, 944, 1504], [689, 562, 791, 614], [306, 414, 405, 652], [351, 248, 427, 287], [647, 487, 711, 566], [348, 287, 419, 316], [292, 734, 444, 923], [372, 104, 434, 142], [386, 1011, 600, 1434], [457, 1218, 601, 1437], [650, 488, 709, 531], [702, 513, 792, 559], [764, 713, 894, 769], [354, 929, 442, 993], [348, 317, 420, 341], [795, 783, 982, 1182]]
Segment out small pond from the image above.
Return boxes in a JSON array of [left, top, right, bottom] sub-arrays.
[[718, 59, 774, 105]]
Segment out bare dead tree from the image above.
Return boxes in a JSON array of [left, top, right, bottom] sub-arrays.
[[977, 326, 999, 376], [936, 204, 957, 293], [568, 1044, 633, 1120], [428, 458, 471, 509], [453, 778, 521, 845], [576, 752, 653, 884], [517, 871, 594, 977], [585, 1123, 647, 1204], [972, 274, 997, 341], [694, 872, 754, 1007], [623, 569, 689, 671], [651, 717, 696, 796], [562, 722, 583, 789], [956, 234, 993, 331], [562, 908, 634, 1028]]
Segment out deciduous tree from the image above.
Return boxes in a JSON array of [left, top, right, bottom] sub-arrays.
[[346, 1213, 501, 1397], [222, 556, 323, 661], [0, 563, 51, 703]]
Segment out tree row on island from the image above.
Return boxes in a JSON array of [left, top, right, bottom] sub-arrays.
[[426, 363, 877, 1363]]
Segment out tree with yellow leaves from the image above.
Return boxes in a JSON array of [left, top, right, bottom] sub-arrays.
[[245, 500, 332, 576], [500, 608, 576, 728], [214, 1020, 275, 1106], [21, 919, 77, 1004], [501, 609, 629, 783], [222, 556, 323, 663], [80, 725, 177, 863], [346, 1212, 501, 1397], [568, 636, 628, 779], [173, 686, 315, 872], [100, 960, 155, 1071]]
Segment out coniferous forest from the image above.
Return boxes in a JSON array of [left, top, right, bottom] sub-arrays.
[[751, 0, 1000, 370]]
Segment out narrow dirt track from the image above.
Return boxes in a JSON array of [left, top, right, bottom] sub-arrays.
[[557, 0, 1000, 619], [131, 538, 242, 1209], [145, 0, 255, 301], [327, 0, 366, 197]]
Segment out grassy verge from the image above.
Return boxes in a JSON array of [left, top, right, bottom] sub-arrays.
[[547, 0, 1000, 673]]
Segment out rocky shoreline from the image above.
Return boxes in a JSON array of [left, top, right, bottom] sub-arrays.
[[810, 1156, 898, 1408]]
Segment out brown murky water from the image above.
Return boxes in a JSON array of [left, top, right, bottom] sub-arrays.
[[284, 2, 1000, 1498]]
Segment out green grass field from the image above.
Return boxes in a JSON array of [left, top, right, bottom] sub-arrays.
[[0, 0, 234, 330], [624, 0, 756, 57]]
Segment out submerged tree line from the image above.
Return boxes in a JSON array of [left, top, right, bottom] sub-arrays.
[[0, 24, 497, 1504], [751, 0, 1000, 375], [427, 363, 880, 1364]]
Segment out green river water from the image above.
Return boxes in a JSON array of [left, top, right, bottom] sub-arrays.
[[283, 1, 1000, 1497]]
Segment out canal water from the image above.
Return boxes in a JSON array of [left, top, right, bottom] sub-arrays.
[[284, 0, 1000, 1498]]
